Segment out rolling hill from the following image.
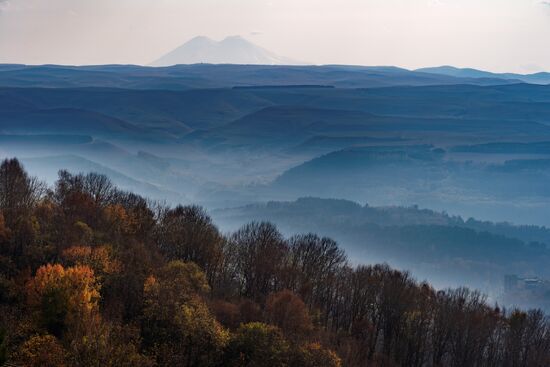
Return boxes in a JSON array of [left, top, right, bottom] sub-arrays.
[[213, 197, 550, 296], [417, 65, 550, 85], [0, 64, 519, 90]]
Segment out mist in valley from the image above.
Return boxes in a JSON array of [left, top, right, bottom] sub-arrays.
[[2, 65, 550, 312], [3, 0, 550, 364]]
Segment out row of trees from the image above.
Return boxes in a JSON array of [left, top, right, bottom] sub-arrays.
[[0, 158, 549, 366]]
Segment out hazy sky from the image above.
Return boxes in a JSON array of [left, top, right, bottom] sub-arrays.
[[1, 0, 549, 72]]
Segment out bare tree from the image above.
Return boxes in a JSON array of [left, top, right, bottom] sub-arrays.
[[229, 221, 288, 301], [155, 205, 224, 283], [0, 158, 45, 224]]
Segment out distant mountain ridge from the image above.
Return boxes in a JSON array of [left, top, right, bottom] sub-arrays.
[[0, 64, 521, 90], [417, 65, 550, 85], [151, 35, 302, 66]]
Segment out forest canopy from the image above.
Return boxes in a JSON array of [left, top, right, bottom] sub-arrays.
[[0, 158, 549, 367]]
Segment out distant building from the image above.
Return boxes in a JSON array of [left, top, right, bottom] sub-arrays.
[[503, 274, 550, 312]]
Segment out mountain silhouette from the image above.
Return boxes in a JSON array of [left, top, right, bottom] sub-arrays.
[[151, 35, 301, 66]]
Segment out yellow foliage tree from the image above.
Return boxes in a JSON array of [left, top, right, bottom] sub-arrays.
[[13, 334, 67, 367], [290, 342, 342, 367], [224, 322, 290, 367], [26, 264, 100, 336], [66, 317, 154, 367], [142, 261, 228, 366]]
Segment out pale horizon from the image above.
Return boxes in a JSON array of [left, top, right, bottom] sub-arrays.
[[1, 0, 550, 73]]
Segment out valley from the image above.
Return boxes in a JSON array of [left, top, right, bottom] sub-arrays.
[[2, 64, 550, 310]]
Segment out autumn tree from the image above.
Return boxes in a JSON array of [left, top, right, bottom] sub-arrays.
[[211, 300, 240, 329], [290, 343, 342, 367], [265, 289, 313, 339], [13, 334, 67, 367], [224, 322, 290, 367], [108, 191, 155, 239], [238, 298, 264, 324], [66, 319, 154, 367], [26, 264, 100, 337], [155, 205, 224, 282], [142, 261, 228, 366], [62, 245, 120, 280], [24, 261, 151, 367], [2, 163, 550, 367], [53, 171, 101, 233]]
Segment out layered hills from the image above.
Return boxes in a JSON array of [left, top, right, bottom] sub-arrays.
[[2, 63, 550, 307]]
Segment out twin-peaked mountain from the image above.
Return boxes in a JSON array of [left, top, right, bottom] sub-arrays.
[[151, 35, 301, 66]]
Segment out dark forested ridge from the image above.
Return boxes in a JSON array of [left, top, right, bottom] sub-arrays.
[[1, 158, 549, 367], [213, 197, 550, 303]]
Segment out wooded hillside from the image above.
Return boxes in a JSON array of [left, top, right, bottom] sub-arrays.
[[0, 158, 548, 367]]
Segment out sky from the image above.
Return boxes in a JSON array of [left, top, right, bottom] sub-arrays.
[[1, 0, 550, 73]]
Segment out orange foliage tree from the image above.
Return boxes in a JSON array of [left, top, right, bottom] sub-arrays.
[[26, 264, 100, 336], [62, 245, 121, 279], [265, 289, 313, 338]]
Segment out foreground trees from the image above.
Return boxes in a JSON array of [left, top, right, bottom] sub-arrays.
[[142, 261, 228, 366], [0, 158, 549, 366], [13, 334, 67, 367], [0, 158, 45, 225], [26, 264, 100, 337]]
